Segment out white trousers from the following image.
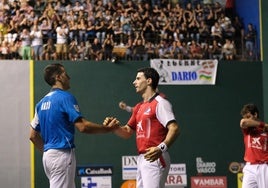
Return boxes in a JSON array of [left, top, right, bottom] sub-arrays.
[[43, 149, 76, 188], [136, 152, 170, 188], [242, 163, 268, 188]]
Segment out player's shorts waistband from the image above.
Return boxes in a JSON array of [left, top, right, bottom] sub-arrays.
[[246, 161, 268, 165]]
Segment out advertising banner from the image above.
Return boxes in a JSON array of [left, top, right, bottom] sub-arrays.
[[150, 59, 218, 85], [77, 165, 113, 188]]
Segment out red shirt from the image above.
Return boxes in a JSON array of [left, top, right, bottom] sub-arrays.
[[242, 127, 268, 163], [127, 94, 176, 154]]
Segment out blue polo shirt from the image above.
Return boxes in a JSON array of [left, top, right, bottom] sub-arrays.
[[31, 88, 82, 151]]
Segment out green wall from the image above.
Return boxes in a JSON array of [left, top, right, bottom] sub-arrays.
[[33, 60, 262, 188]]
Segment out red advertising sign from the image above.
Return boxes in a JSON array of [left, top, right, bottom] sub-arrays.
[[191, 176, 227, 188]]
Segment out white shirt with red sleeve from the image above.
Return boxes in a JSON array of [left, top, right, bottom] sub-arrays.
[[127, 94, 176, 154]]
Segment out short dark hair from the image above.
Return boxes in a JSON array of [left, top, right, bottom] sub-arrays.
[[240, 103, 259, 118], [137, 67, 159, 90], [44, 63, 64, 86]]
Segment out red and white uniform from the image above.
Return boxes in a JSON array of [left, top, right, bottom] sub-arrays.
[[242, 127, 268, 188], [127, 94, 176, 188]]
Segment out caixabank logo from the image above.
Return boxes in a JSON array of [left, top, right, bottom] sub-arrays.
[[77, 165, 113, 176]]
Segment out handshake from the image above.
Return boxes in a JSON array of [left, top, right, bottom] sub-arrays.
[[103, 117, 120, 130]]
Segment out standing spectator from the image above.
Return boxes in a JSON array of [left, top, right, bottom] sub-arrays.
[[20, 28, 32, 60], [86, 20, 96, 44], [30, 23, 43, 60], [39, 17, 52, 44], [142, 19, 156, 43], [132, 32, 148, 61], [244, 23, 257, 60], [56, 22, 69, 60], [104, 67, 180, 188], [95, 11, 106, 44], [124, 37, 134, 60], [103, 34, 114, 61]]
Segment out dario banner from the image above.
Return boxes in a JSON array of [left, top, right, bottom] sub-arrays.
[[191, 176, 227, 188], [150, 59, 218, 85]]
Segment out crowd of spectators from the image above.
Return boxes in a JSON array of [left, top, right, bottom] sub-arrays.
[[0, 0, 258, 61]]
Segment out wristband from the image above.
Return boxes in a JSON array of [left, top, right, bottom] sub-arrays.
[[125, 106, 132, 113], [157, 142, 168, 152], [259, 122, 265, 129]]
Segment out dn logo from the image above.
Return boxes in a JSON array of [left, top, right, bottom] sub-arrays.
[[41, 101, 51, 110]]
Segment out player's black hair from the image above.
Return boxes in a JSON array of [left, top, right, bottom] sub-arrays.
[[240, 103, 259, 118], [44, 63, 64, 86], [137, 67, 159, 90]]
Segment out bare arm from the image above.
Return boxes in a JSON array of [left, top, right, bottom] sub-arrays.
[[75, 117, 119, 134], [29, 127, 44, 152], [240, 118, 268, 130], [103, 117, 134, 139]]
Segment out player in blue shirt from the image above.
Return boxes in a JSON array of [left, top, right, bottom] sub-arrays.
[[30, 63, 119, 188]]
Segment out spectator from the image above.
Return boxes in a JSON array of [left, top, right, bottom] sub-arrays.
[[222, 38, 236, 60], [189, 40, 204, 59], [20, 28, 32, 60], [90, 37, 103, 61], [68, 39, 79, 61], [0, 40, 10, 59], [86, 20, 96, 44], [39, 17, 52, 44], [132, 32, 148, 61], [9, 40, 20, 59], [56, 22, 69, 60], [208, 39, 222, 60], [30, 23, 43, 60], [244, 23, 257, 60], [211, 21, 222, 42], [124, 37, 134, 60], [42, 38, 57, 60], [103, 33, 115, 61]]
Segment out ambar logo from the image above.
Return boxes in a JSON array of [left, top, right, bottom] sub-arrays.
[[191, 176, 227, 188]]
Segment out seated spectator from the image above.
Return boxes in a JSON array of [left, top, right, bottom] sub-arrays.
[[90, 37, 103, 61], [68, 39, 79, 61], [0, 40, 10, 59], [42, 38, 57, 60], [211, 21, 222, 42], [77, 41, 89, 60], [9, 40, 20, 59], [208, 39, 222, 60], [222, 38, 236, 60], [189, 40, 204, 59]]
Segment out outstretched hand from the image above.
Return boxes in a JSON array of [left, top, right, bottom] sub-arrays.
[[103, 117, 120, 130]]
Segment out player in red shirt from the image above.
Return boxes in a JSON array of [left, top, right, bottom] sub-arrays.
[[240, 103, 268, 188], [105, 67, 180, 188]]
